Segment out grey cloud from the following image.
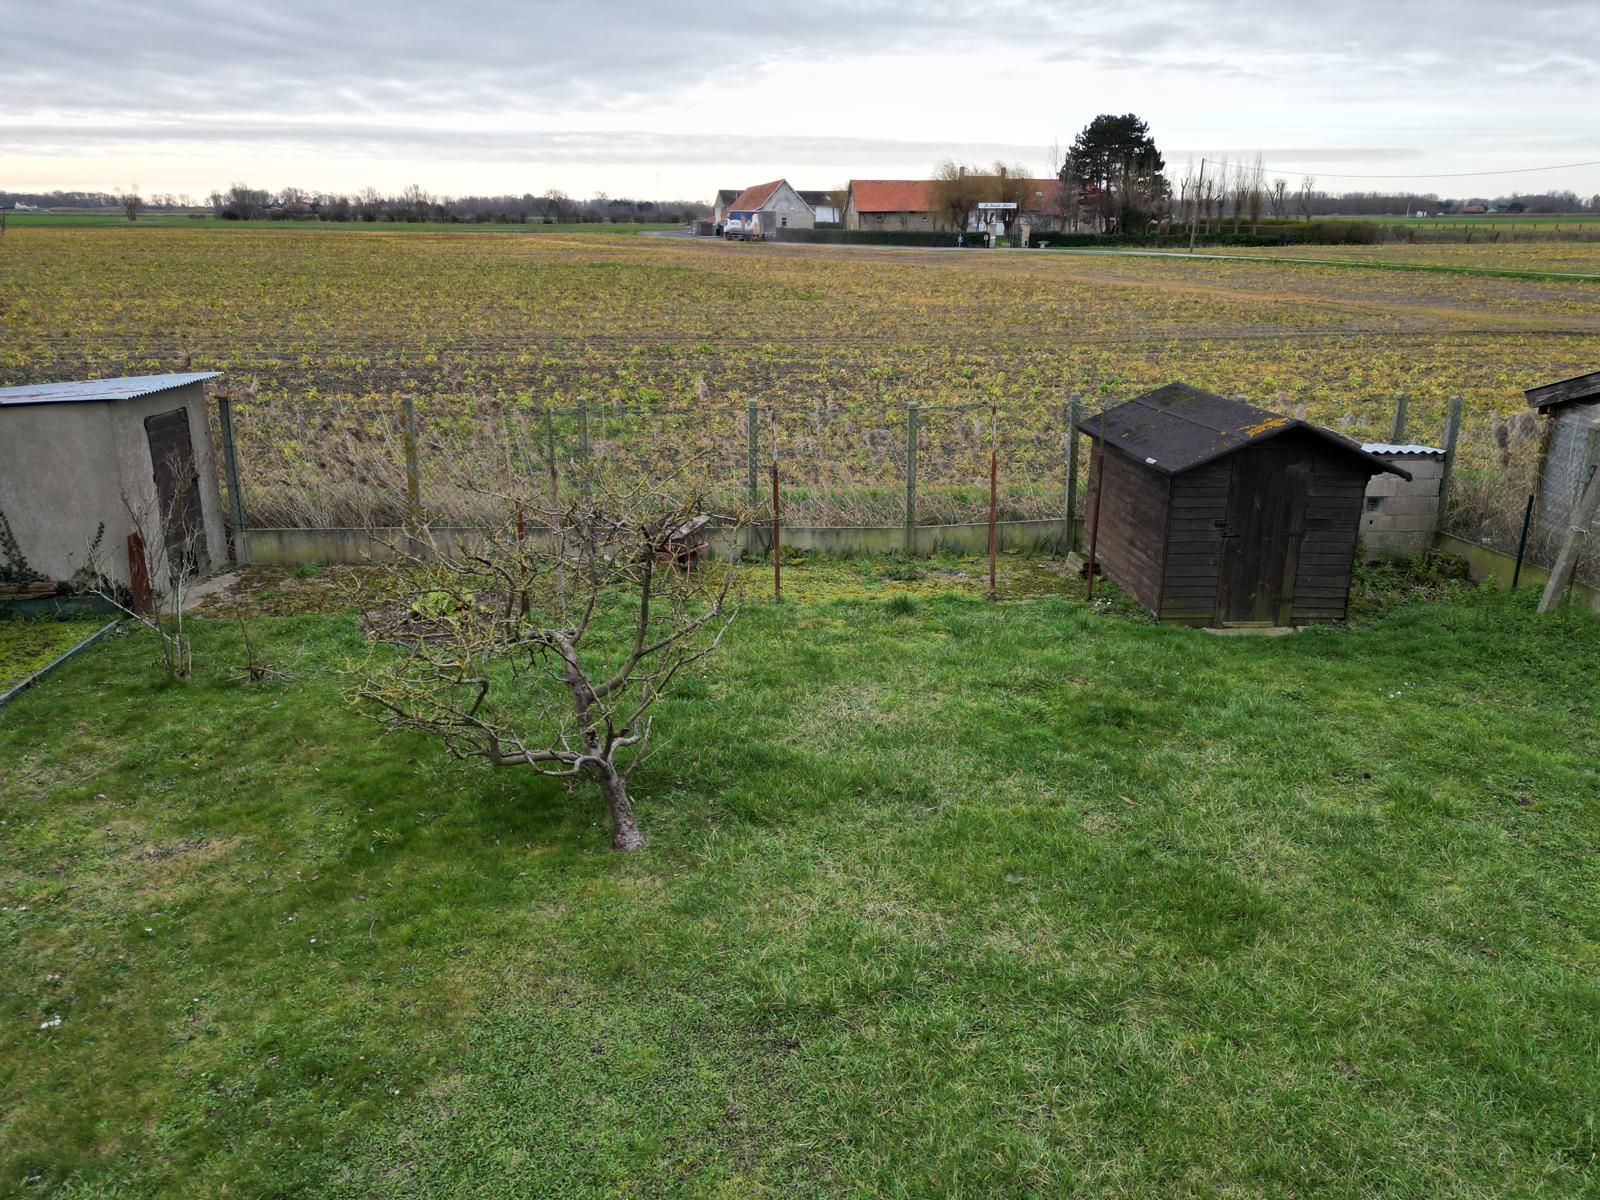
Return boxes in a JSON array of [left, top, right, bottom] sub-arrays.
[[0, 120, 1049, 167]]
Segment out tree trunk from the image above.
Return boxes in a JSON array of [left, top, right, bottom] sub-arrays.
[[592, 761, 646, 851]]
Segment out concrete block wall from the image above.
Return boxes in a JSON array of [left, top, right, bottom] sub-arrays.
[[1361, 451, 1444, 559]]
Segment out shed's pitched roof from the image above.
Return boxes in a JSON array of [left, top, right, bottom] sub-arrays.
[[1084, 383, 1409, 478], [1525, 368, 1600, 412], [0, 372, 220, 408], [726, 180, 785, 212], [848, 179, 934, 213], [796, 190, 835, 207]]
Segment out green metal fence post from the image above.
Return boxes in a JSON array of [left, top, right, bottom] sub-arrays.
[[904, 401, 919, 555], [216, 392, 248, 564]]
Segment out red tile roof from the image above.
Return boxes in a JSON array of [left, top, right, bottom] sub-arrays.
[[849, 178, 1065, 214], [726, 180, 785, 212], [848, 180, 935, 213]]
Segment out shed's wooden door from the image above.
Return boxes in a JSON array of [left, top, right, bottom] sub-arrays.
[[1217, 448, 1309, 625], [144, 407, 208, 576]]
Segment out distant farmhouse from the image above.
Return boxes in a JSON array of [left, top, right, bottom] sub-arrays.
[[843, 178, 1072, 238], [708, 174, 1087, 240], [797, 190, 842, 224], [711, 188, 741, 226], [843, 180, 939, 232], [720, 179, 816, 234]]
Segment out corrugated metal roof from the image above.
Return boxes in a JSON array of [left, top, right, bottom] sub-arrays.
[[1361, 443, 1444, 457], [1084, 383, 1411, 479], [0, 372, 220, 408]]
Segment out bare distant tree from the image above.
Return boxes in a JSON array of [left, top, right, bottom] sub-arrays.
[[225, 182, 267, 220], [1297, 175, 1317, 221], [1269, 177, 1289, 219], [1246, 154, 1267, 234], [987, 160, 1032, 240], [929, 159, 983, 233], [117, 185, 141, 221]]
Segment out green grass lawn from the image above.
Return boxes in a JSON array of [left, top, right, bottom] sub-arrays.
[[2, 567, 1598, 1196], [0, 618, 106, 694]]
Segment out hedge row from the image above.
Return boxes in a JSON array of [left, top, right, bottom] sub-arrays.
[[772, 228, 985, 248], [1026, 221, 1383, 248]]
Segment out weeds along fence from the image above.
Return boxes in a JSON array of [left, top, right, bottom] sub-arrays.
[[209, 389, 1596, 585], [212, 390, 1084, 550]]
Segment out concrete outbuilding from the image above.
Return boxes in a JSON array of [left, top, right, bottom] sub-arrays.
[[0, 372, 227, 588]]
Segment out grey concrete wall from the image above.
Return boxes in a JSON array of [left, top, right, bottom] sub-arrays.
[[0, 400, 122, 583], [0, 382, 227, 587], [1362, 455, 1443, 559]]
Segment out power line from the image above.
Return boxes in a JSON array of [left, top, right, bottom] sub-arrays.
[[1191, 156, 1600, 182]]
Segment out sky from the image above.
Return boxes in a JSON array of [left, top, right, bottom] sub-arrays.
[[5, 0, 1599, 203]]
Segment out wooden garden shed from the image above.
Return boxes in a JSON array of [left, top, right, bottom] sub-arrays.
[[1083, 384, 1411, 627]]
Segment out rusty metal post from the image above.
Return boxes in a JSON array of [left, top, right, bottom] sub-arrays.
[[988, 402, 998, 602], [216, 392, 248, 564], [1065, 394, 1082, 551], [747, 399, 760, 558], [546, 407, 564, 616], [401, 393, 421, 553], [904, 401, 919, 555], [127, 531, 153, 615]]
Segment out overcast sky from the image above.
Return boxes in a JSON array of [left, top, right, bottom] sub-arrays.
[[5, 0, 1598, 201]]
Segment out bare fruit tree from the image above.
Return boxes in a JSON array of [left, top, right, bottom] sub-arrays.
[[355, 472, 740, 851]]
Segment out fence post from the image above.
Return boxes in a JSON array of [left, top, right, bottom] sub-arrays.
[[1436, 395, 1462, 532], [1390, 394, 1410, 443], [401, 393, 421, 552], [904, 401, 919, 555], [1065, 395, 1082, 551], [216, 392, 248, 565], [746, 400, 760, 557], [576, 394, 590, 464]]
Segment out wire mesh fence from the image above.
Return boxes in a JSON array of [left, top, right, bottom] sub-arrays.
[[215, 385, 1598, 586]]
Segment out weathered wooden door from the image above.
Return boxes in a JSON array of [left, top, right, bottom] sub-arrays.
[[1216, 448, 1309, 625], [144, 407, 208, 576]]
